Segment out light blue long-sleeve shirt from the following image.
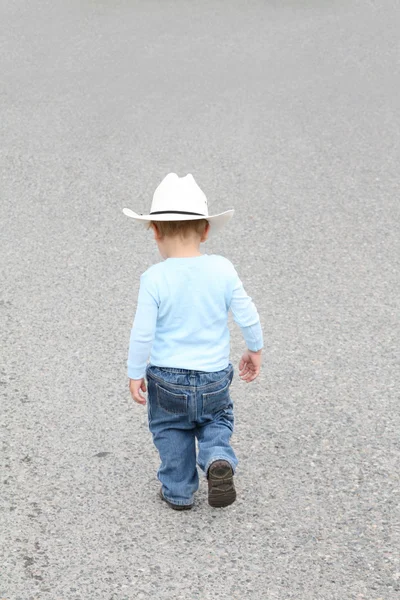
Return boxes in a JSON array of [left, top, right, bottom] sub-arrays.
[[127, 254, 263, 379]]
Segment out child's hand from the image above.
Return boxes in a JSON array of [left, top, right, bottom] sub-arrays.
[[239, 350, 262, 383], [129, 378, 147, 405]]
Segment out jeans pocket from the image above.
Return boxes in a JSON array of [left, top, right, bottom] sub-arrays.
[[156, 383, 188, 415], [202, 380, 232, 416]]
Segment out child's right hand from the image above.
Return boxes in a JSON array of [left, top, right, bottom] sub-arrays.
[[239, 349, 262, 383], [129, 378, 147, 405]]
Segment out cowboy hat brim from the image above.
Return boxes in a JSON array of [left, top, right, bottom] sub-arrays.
[[122, 208, 234, 233]]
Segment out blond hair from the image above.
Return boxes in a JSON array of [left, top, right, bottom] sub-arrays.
[[148, 219, 209, 239]]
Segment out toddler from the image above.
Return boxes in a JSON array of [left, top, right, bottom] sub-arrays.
[[123, 173, 263, 510]]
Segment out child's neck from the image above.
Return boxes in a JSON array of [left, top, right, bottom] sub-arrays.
[[162, 236, 203, 259]]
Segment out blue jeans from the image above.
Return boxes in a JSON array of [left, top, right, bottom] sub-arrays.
[[146, 363, 238, 507]]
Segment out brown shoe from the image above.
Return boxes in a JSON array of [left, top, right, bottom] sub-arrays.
[[207, 460, 236, 508], [158, 488, 193, 511]]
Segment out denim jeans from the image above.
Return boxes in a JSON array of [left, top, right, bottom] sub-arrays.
[[146, 363, 238, 507]]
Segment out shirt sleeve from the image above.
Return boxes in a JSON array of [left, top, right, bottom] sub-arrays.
[[127, 272, 159, 379], [229, 267, 264, 352]]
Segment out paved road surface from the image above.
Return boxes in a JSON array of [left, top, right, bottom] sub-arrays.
[[1, 1, 399, 598]]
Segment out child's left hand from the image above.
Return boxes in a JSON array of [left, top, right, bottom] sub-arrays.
[[129, 378, 147, 405]]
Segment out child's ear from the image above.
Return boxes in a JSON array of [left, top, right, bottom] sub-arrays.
[[201, 222, 210, 242], [151, 222, 162, 241]]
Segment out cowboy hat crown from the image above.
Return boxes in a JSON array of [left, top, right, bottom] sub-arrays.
[[150, 173, 208, 217]]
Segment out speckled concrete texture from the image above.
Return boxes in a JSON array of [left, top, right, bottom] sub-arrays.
[[1, 1, 399, 598]]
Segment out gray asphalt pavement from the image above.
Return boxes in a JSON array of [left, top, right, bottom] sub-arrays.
[[1, 1, 400, 599]]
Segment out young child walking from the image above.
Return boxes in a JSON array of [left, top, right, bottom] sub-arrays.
[[123, 173, 263, 510]]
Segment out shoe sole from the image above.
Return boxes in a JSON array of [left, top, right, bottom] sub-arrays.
[[159, 488, 193, 511], [208, 461, 236, 508]]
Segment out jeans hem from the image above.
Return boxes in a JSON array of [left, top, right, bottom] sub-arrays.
[[162, 492, 194, 507]]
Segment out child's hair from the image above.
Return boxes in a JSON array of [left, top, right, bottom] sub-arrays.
[[148, 219, 209, 238]]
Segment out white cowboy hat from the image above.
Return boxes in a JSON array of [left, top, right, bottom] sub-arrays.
[[123, 173, 234, 232]]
